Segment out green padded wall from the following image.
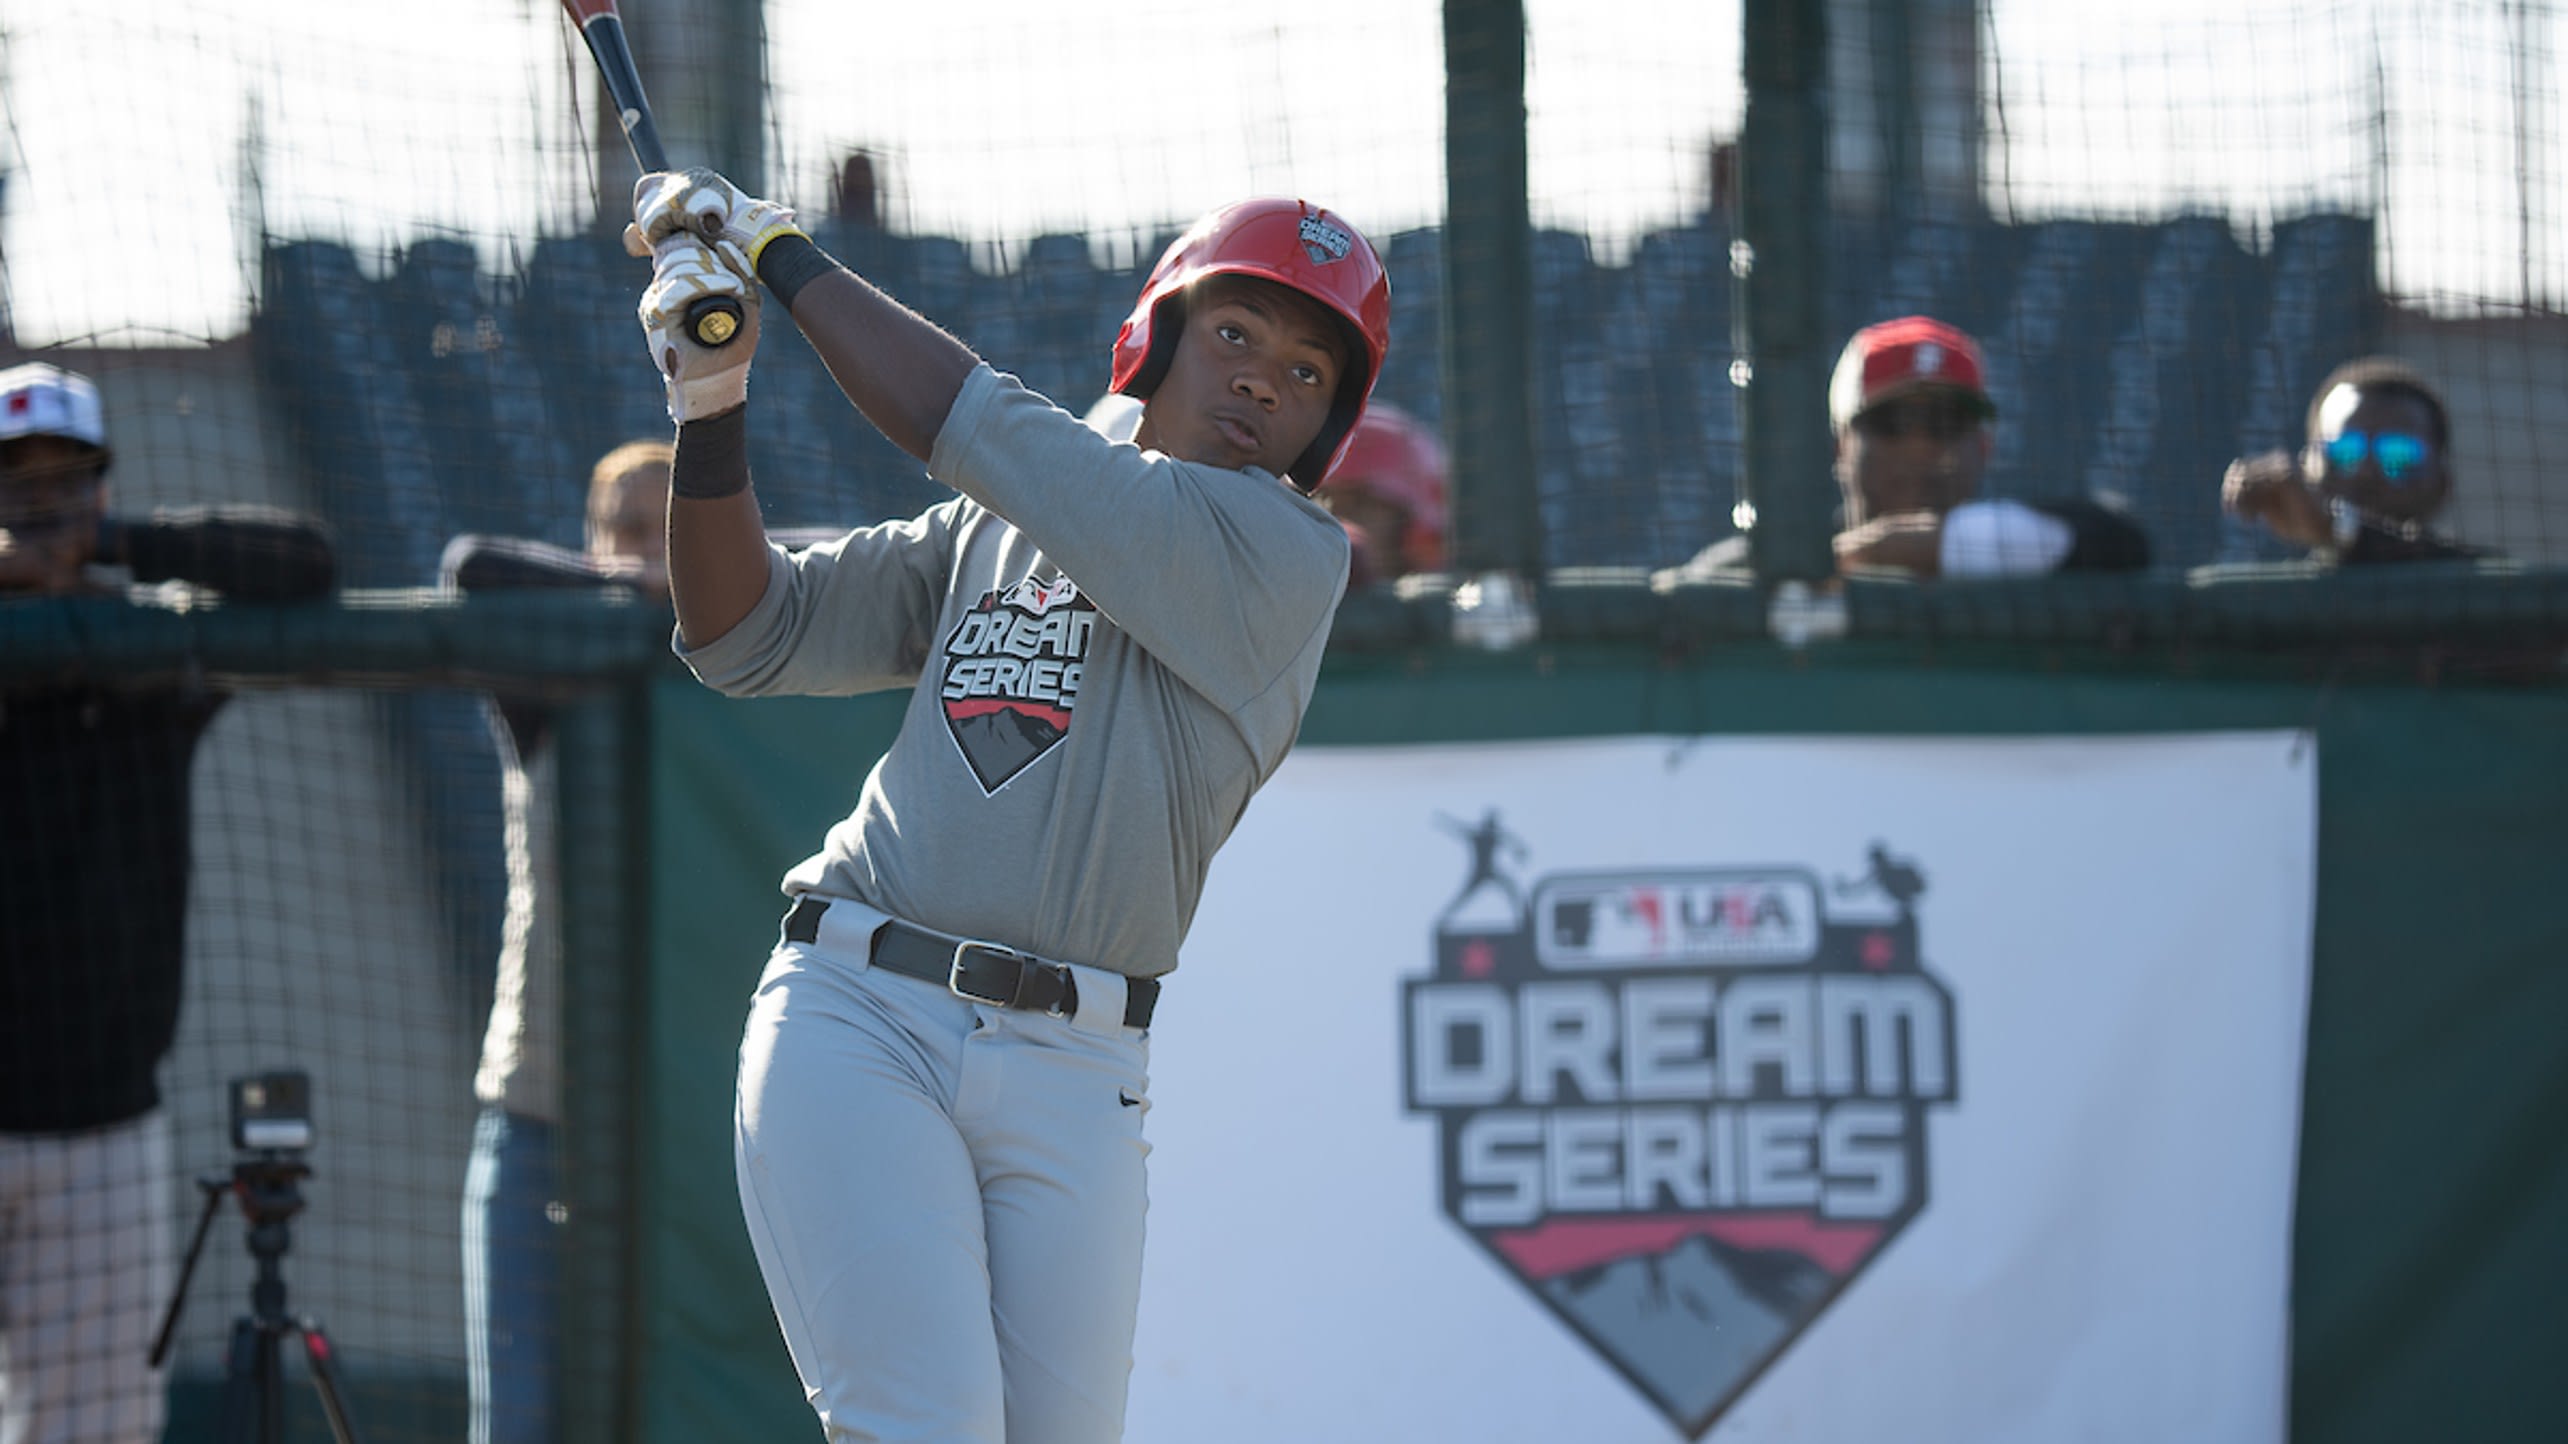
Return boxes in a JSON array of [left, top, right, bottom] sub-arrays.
[[641, 647, 2568, 1444]]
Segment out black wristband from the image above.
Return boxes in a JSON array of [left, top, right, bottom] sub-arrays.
[[671, 405, 751, 500], [756, 234, 843, 310]]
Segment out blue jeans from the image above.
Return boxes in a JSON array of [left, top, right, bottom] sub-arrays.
[[462, 1107, 558, 1444]]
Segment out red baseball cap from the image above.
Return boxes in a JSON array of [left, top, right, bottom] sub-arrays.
[[1828, 316, 1997, 433]]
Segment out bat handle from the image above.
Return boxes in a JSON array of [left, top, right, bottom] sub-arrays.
[[569, 11, 745, 350], [684, 295, 745, 348], [627, 127, 744, 348], [630, 137, 746, 347]]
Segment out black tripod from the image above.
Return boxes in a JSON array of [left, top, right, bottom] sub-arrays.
[[151, 1154, 362, 1444]]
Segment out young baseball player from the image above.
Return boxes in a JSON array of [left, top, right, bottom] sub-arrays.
[[623, 171, 1388, 1442], [1314, 398, 1450, 587]]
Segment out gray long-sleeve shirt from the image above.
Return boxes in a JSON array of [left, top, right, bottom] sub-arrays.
[[680, 366, 1350, 978]]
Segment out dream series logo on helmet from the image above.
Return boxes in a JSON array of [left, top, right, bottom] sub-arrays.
[[1297, 215, 1354, 266], [1402, 815, 1960, 1439], [939, 573, 1098, 794]]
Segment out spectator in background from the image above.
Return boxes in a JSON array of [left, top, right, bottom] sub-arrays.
[[1086, 393, 1446, 589], [0, 361, 336, 1444], [834, 151, 882, 230], [1315, 400, 1449, 588], [2222, 356, 2489, 563], [439, 438, 668, 1444], [1657, 315, 2150, 583], [440, 441, 835, 1444]]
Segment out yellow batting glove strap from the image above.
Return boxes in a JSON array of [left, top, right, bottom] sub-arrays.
[[737, 203, 809, 270]]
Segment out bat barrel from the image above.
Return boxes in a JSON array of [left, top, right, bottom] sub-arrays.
[[622, 108, 672, 177], [574, 14, 667, 172]]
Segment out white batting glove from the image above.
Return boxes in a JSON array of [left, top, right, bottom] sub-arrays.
[[627, 167, 807, 270], [638, 236, 760, 423]]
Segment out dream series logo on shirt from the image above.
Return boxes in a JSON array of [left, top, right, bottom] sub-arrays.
[[940, 573, 1098, 794], [1402, 813, 1960, 1439]]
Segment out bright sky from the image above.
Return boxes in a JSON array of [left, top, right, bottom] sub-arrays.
[[0, 0, 2555, 347]]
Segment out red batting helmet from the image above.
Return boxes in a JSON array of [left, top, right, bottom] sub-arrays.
[[1110, 198, 1391, 488], [1318, 401, 1449, 573]]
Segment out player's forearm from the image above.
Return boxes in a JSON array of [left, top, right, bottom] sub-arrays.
[[1833, 516, 1945, 577], [107, 509, 339, 600], [669, 495, 769, 645], [759, 235, 977, 463], [440, 534, 604, 593], [667, 406, 775, 647]]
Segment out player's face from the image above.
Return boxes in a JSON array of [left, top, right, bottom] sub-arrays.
[[0, 436, 108, 593], [1135, 275, 1349, 483], [1837, 388, 1990, 525], [588, 465, 670, 594], [2308, 385, 2447, 525]]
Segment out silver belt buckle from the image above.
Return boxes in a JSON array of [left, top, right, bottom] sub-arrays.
[[949, 939, 1066, 1014]]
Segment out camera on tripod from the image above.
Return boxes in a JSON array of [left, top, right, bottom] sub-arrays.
[[152, 1066, 362, 1443], [230, 1069, 314, 1155]]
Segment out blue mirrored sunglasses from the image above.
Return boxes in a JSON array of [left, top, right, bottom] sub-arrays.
[[2321, 428, 2431, 483]]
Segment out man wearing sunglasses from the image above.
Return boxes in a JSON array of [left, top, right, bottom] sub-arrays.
[[1661, 315, 2149, 582], [2222, 356, 2487, 563]]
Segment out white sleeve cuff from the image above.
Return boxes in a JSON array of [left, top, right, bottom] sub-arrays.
[[1940, 499, 2077, 577]]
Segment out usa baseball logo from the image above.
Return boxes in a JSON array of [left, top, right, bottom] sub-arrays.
[[1402, 815, 1959, 1438], [1297, 215, 1354, 266], [939, 573, 1097, 793]]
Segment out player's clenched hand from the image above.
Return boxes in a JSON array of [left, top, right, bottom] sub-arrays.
[[1833, 509, 1947, 576], [638, 237, 761, 423], [0, 524, 89, 595], [626, 167, 806, 270], [2222, 449, 2330, 545]]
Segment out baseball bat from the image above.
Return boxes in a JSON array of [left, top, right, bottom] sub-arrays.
[[560, 0, 743, 349]]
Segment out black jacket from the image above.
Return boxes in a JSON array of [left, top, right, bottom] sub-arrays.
[[0, 510, 336, 1132]]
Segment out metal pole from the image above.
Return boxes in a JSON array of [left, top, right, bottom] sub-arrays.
[[1738, 0, 1835, 582], [1441, 0, 1540, 580]]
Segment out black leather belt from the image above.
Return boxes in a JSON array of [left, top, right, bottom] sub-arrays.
[[783, 896, 1157, 1029]]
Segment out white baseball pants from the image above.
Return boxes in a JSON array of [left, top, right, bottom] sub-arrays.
[[735, 903, 1152, 1444], [0, 1110, 174, 1444]]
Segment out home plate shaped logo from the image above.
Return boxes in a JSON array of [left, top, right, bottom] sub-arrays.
[[1401, 812, 1959, 1437], [940, 573, 1097, 794]]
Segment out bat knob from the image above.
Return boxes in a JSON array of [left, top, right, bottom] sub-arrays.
[[686, 296, 745, 349]]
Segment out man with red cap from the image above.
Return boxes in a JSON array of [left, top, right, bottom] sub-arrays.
[[619, 171, 1387, 1443], [1661, 315, 2149, 581]]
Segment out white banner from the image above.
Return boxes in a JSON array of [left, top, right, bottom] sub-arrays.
[[1131, 732, 2317, 1444]]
